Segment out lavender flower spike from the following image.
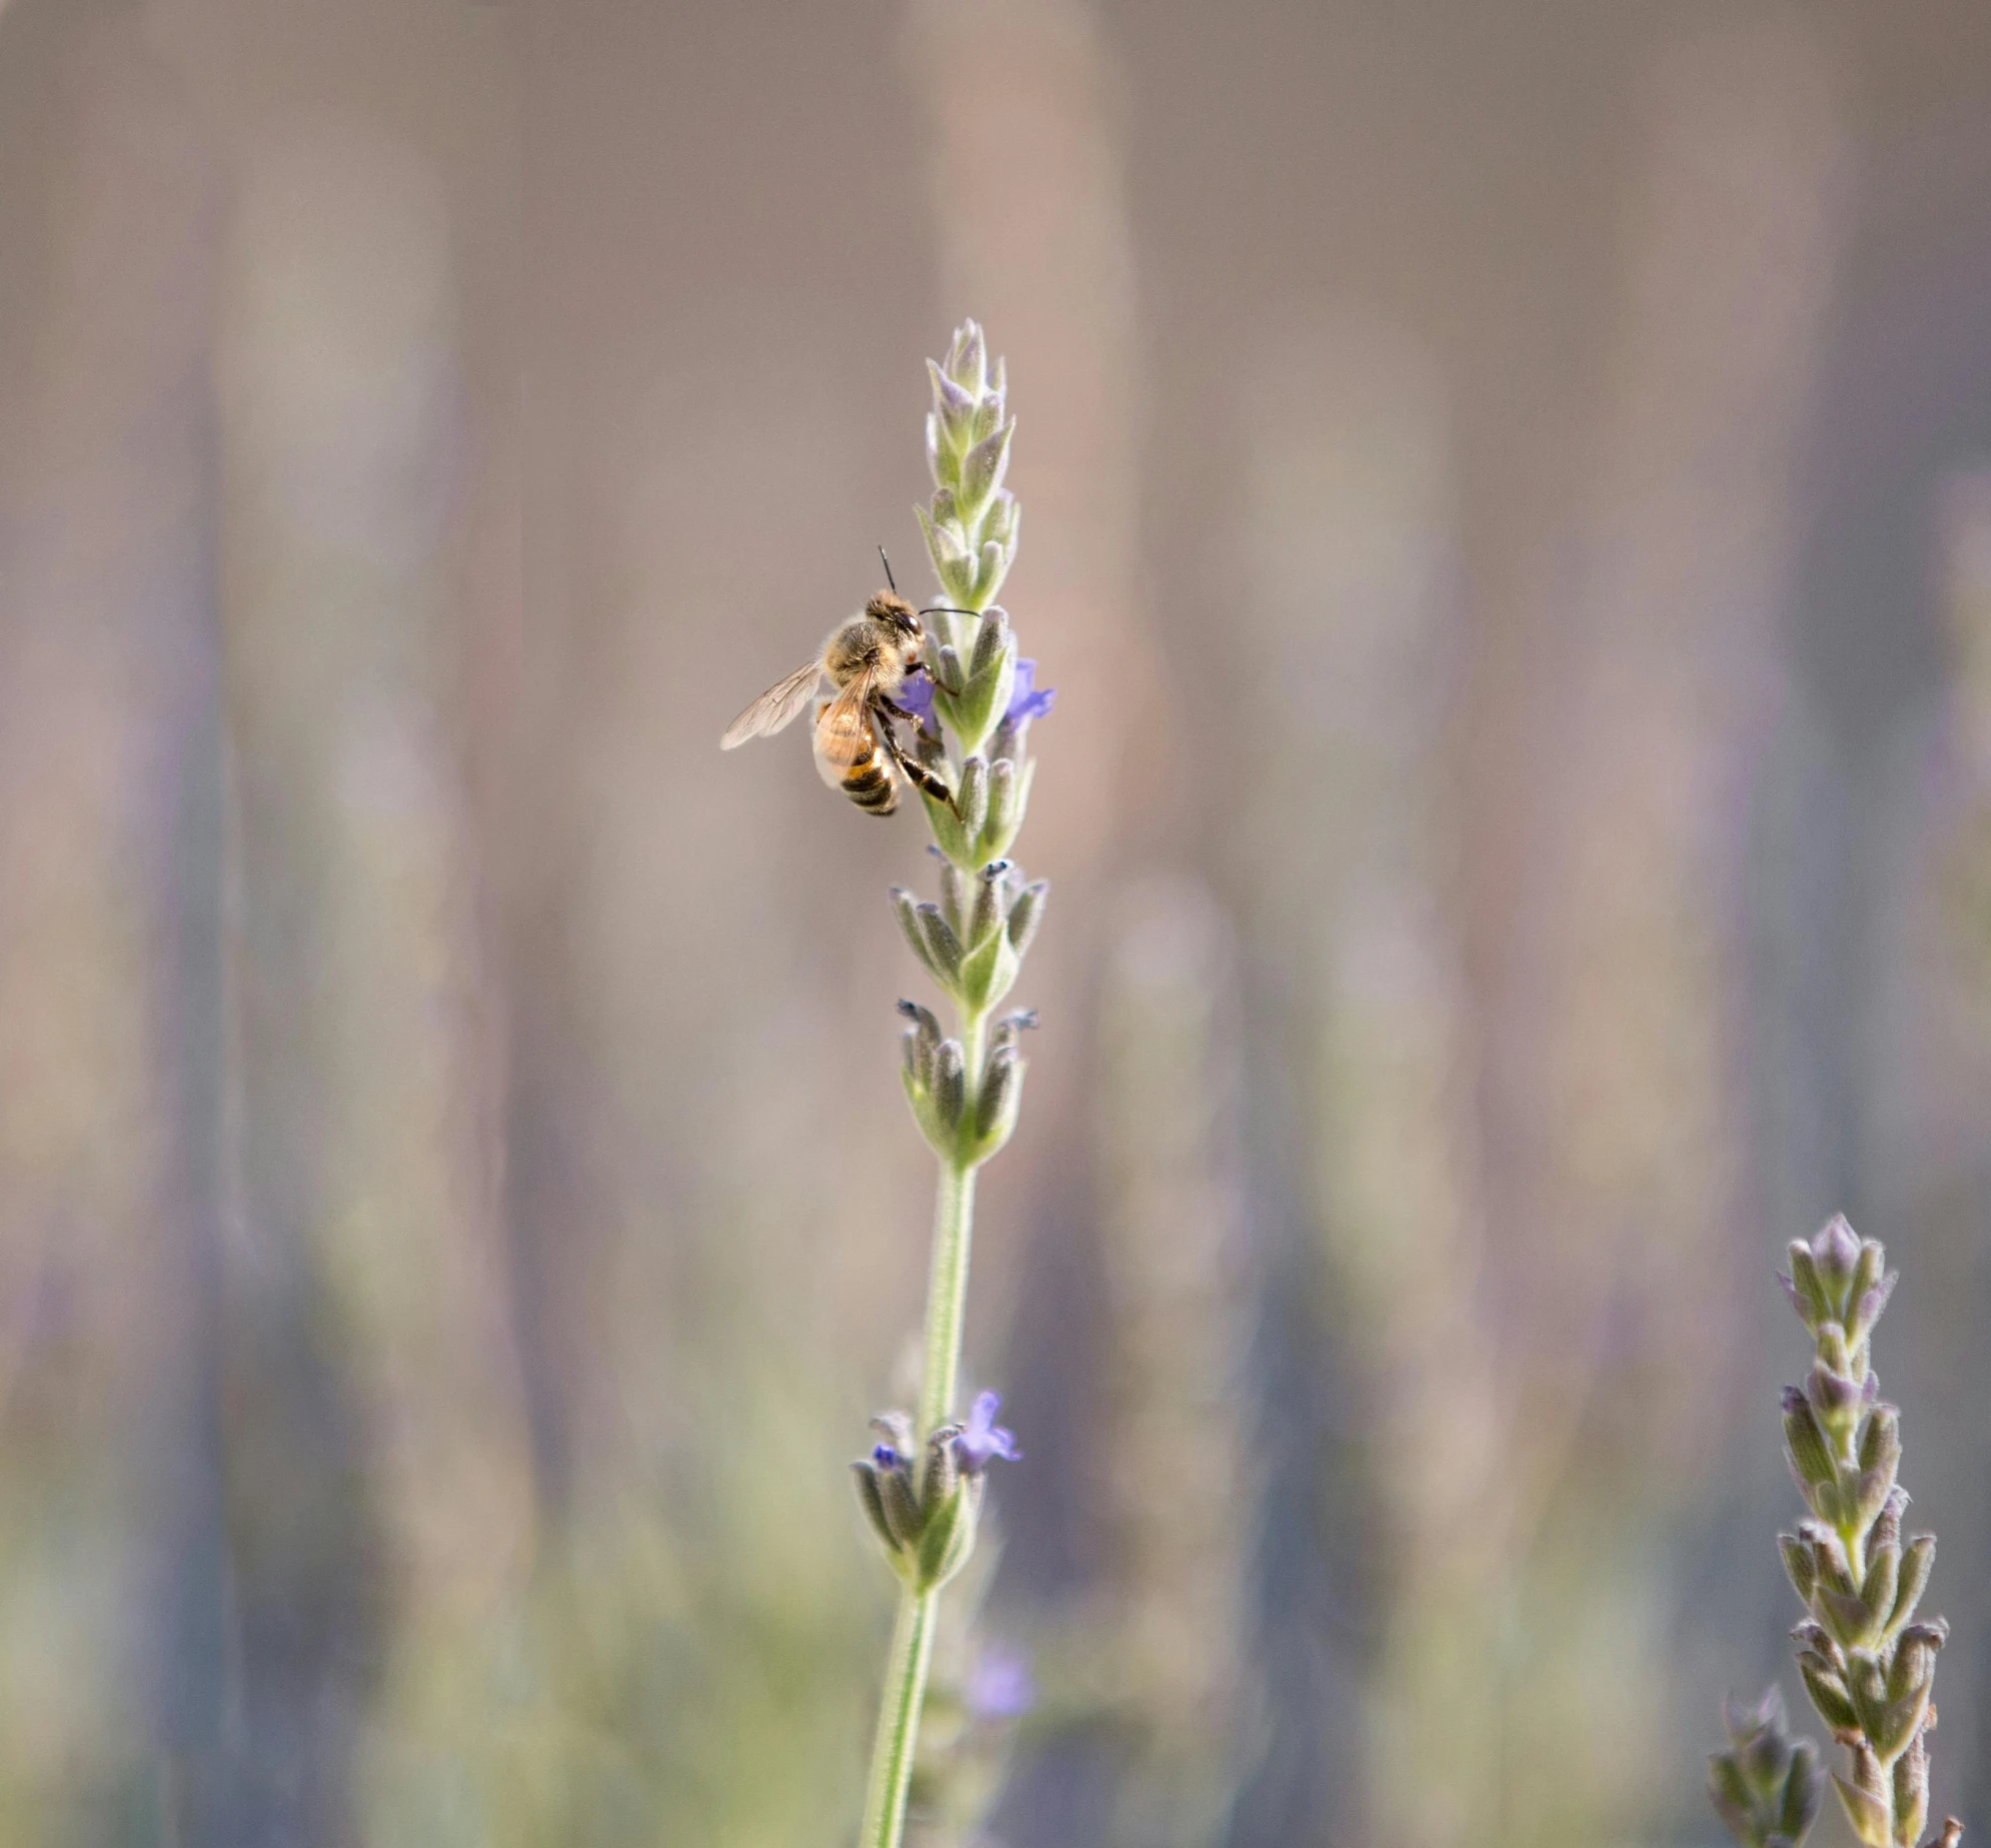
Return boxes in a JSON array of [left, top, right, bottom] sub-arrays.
[[955, 1389, 1021, 1474], [854, 322, 1053, 1848], [1707, 1215, 1963, 1848]]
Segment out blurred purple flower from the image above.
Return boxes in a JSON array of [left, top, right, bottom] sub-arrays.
[[901, 667, 937, 728], [873, 1441, 903, 1470], [1006, 659, 1055, 725], [954, 1389, 1020, 1474], [966, 1642, 1036, 1720]]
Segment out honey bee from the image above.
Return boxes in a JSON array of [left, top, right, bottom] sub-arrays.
[[721, 554, 962, 817]]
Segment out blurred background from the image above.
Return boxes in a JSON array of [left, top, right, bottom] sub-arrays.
[[0, 1, 1988, 1844]]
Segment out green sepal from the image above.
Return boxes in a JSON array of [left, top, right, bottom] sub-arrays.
[[963, 1047, 1024, 1166], [1779, 1742, 1822, 1843], [1786, 1243, 1829, 1329], [1887, 1535, 1935, 1637], [913, 1473, 985, 1591], [1798, 1651, 1859, 1733], [1832, 1773, 1892, 1848], [923, 787, 976, 867], [958, 921, 1019, 1014]]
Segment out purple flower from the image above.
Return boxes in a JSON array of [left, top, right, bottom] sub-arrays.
[[897, 660, 1054, 734], [966, 1642, 1036, 1721], [954, 1389, 1020, 1474], [900, 667, 937, 728], [873, 1441, 904, 1471], [1006, 659, 1055, 725]]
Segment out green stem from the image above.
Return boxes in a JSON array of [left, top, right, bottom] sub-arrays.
[[863, 1023, 985, 1848], [919, 1141, 979, 1441], [858, 1586, 940, 1848]]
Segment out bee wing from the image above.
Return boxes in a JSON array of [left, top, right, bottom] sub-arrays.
[[812, 666, 883, 780], [721, 661, 824, 749]]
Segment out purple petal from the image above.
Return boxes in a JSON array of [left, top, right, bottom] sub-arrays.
[[1006, 659, 1055, 726], [900, 668, 937, 727], [955, 1388, 1021, 1473]]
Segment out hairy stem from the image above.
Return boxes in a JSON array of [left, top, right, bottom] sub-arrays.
[[860, 1586, 940, 1848], [920, 1149, 979, 1441]]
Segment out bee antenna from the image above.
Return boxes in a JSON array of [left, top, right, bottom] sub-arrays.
[[918, 605, 979, 620], [878, 545, 899, 595]]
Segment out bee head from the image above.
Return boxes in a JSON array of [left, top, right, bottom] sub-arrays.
[[868, 592, 924, 642]]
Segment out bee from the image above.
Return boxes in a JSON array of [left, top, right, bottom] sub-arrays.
[[720, 552, 963, 817]]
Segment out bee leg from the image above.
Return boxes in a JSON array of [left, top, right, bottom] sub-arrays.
[[881, 722, 958, 813]]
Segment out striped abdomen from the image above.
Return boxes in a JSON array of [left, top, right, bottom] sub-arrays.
[[815, 699, 898, 815]]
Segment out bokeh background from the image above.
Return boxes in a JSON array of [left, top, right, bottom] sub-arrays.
[[0, 1, 1988, 1844]]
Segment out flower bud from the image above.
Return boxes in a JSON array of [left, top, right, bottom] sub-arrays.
[[985, 488, 1018, 551], [1834, 1754, 1893, 1848], [1782, 1388, 1837, 1489], [970, 1046, 1024, 1161], [1799, 1650, 1860, 1732], [894, 887, 941, 977], [930, 850, 967, 937], [1790, 1619, 1841, 1669], [945, 320, 987, 394], [944, 762, 984, 846], [970, 607, 1009, 679], [1858, 1403, 1901, 1475], [1818, 1584, 1874, 1651], [933, 1038, 967, 1131], [974, 538, 1012, 607], [1813, 1213, 1861, 1289], [928, 357, 977, 441], [969, 392, 1004, 446], [1784, 1241, 1829, 1328], [1007, 880, 1049, 956], [1779, 1741, 1822, 1843], [1870, 1485, 1906, 1554], [921, 1421, 963, 1512], [1847, 1237, 1884, 1311], [1779, 1531, 1816, 1603], [870, 1443, 925, 1553], [934, 642, 968, 698], [1708, 1755, 1756, 1840], [852, 1460, 901, 1556], [1846, 1270, 1897, 1351], [957, 419, 1014, 521], [956, 913, 1019, 1013], [1854, 1462, 1898, 1534], [899, 998, 941, 1090], [918, 506, 978, 606], [1889, 1621, 1944, 1702], [969, 860, 1011, 946], [918, 903, 965, 981], [1889, 1534, 1935, 1635], [981, 757, 1021, 859], [1892, 1728, 1930, 1848]]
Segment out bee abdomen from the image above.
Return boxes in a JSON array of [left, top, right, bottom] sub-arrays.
[[843, 745, 899, 815]]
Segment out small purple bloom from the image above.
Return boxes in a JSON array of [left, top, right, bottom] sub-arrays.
[[954, 1389, 1020, 1474], [873, 1441, 903, 1471], [966, 1642, 1036, 1721], [1006, 659, 1055, 726], [900, 668, 937, 728]]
